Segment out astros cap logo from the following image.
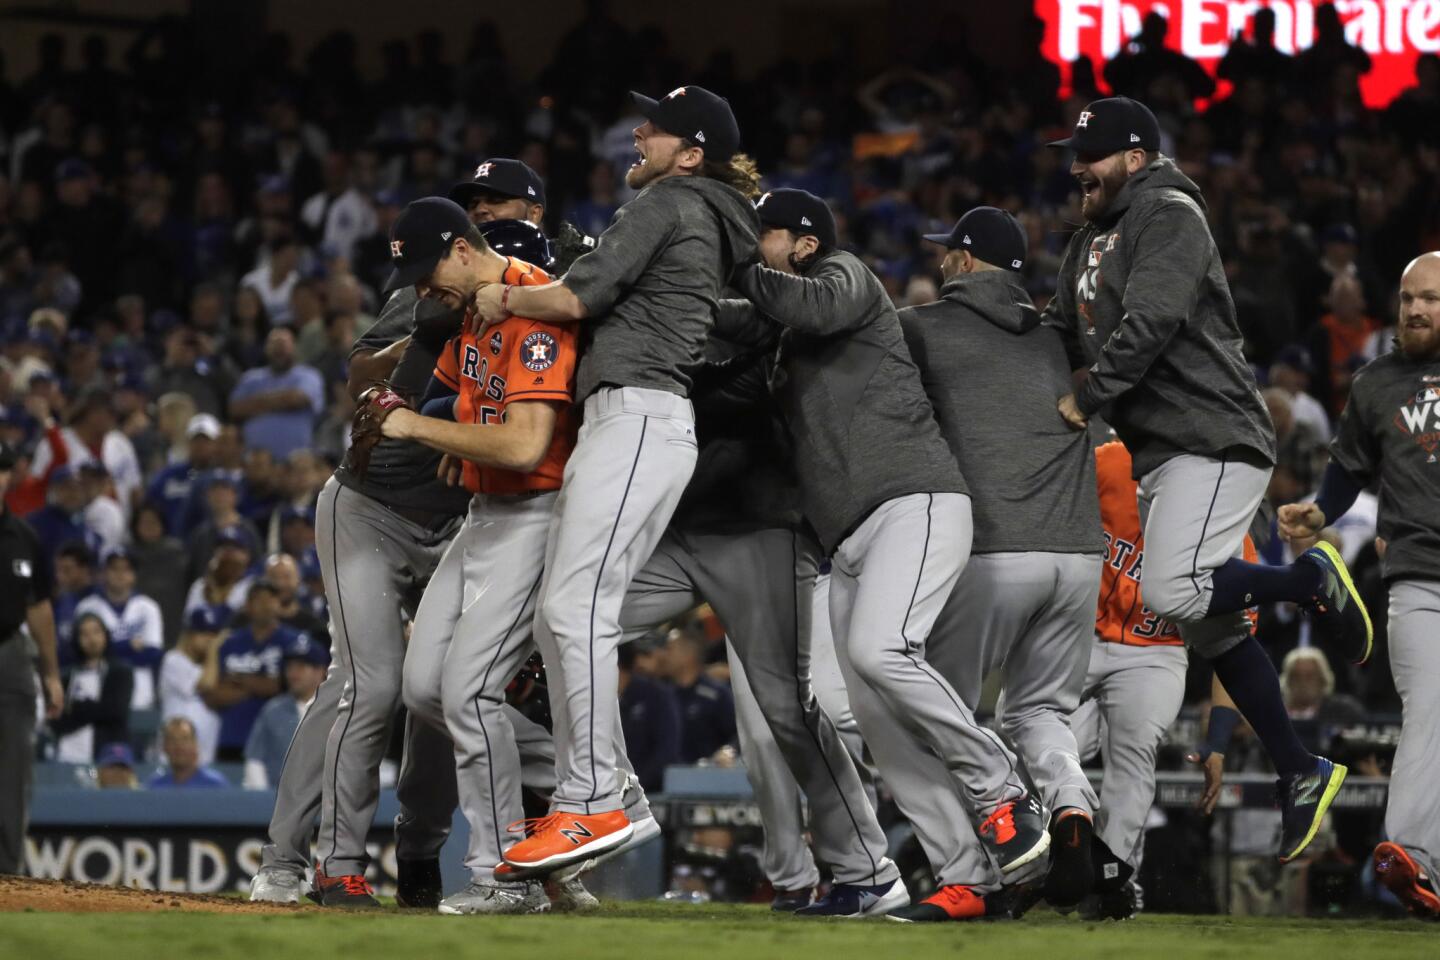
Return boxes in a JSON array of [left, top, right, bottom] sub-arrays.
[[1076, 111, 1093, 128], [390, 239, 404, 259], [475, 162, 493, 178]]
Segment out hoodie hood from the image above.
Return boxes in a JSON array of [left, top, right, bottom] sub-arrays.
[[1103, 155, 1205, 224], [938, 270, 1040, 334], [658, 175, 760, 268]]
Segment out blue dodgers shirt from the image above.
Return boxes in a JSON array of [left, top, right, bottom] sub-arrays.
[[216, 624, 296, 750]]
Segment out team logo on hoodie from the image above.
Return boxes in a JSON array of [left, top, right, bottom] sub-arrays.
[[1076, 232, 1118, 332], [1395, 385, 1440, 461]]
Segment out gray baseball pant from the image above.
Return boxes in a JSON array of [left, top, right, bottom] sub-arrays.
[[1136, 454, 1270, 658], [1069, 640, 1189, 871], [620, 526, 895, 887], [542, 387, 697, 815], [403, 491, 556, 880], [830, 493, 1026, 820], [1384, 579, 1440, 883]]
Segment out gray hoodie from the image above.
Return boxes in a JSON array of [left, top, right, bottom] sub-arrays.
[[563, 175, 759, 400], [719, 250, 965, 553], [1043, 157, 1276, 479], [899, 271, 1102, 555]]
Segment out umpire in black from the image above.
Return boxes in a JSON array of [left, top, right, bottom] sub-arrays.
[[0, 439, 64, 874]]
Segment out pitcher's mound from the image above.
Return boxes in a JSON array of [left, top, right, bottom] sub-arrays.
[[1, 875, 305, 914]]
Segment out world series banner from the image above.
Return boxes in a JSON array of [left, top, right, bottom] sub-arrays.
[[1035, 0, 1440, 106]]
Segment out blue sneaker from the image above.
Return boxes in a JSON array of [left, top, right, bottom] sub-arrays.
[[1277, 756, 1347, 863], [1297, 543, 1373, 665], [794, 877, 909, 918]]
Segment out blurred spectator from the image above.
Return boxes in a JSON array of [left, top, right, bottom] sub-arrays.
[[95, 741, 139, 790], [1310, 273, 1378, 416], [619, 639, 682, 793], [50, 541, 95, 666], [1262, 388, 1326, 510], [153, 326, 233, 418], [184, 528, 257, 625], [25, 466, 103, 564], [50, 612, 132, 763], [77, 461, 124, 552], [147, 716, 228, 788], [74, 548, 165, 709], [28, 388, 142, 515], [1103, 13, 1215, 109], [228, 327, 325, 460], [662, 625, 736, 764], [159, 607, 225, 766], [263, 552, 328, 647], [239, 235, 301, 326], [1281, 647, 1364, 730], [564, 160, 621, 238], [130, 503, 188, 647], [1267, 346, 1331, 440], [202, 581, 292, 762], [243, 633, 327, 788], [187, 471, 262, 578], [1216, 8, 1291, 88], [146, 413, 222, 536], [299, 150, 376, 261]]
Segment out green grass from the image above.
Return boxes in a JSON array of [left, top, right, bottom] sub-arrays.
[[6, 902, 1433, 960]]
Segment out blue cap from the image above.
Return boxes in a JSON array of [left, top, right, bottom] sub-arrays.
[[49, 463, 80, 484], [186, 607, 226, 632], [100, 546, 135, 566], [215, 525, 251, 549], [96, 742, 135, 768], [284, 634, 330, 667], [280, 505, 315, 525]]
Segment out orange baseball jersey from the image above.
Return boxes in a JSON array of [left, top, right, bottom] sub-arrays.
[[1095, 441, 1257, 646], [433, 257, 579, 496]]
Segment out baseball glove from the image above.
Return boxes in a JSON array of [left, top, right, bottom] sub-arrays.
[[350, 383, 409, 479], [551, 220, 597, 274]]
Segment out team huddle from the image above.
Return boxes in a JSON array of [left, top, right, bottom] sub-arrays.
[[246, 88, 1440, 921]]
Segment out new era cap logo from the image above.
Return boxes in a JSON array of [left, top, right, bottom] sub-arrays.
[[441, 231, 452, 241], [527, 186, 536, 196], [800, 216, 812, 226], [694, 130, 706, 143], [1012, 259, 1023, 268], [963, 234, 972, 245], [390, 239, 404, 258], [1077, 110, 1093, 128], [475, 162, 493, 178], [665, 87, 687, 100], [1129, 133, 1140, 143]]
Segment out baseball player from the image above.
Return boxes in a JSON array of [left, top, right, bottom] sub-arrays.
[[880, 206, 1103, 921], [366, 197, 578, 913], [1069, 440, 1256, 920], [467, 86, 760, 875], [1046, 97, 1366, 864], [714, 189, 1051, 914], [1279, 251, 1440, 918], [617, 311, 904, 917], [249, 163, 606, 908]]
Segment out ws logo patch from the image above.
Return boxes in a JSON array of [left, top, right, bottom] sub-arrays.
[[1395, 385, 1440, 462]]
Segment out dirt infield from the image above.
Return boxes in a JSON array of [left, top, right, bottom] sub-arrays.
[[0, 875, 304, 914]]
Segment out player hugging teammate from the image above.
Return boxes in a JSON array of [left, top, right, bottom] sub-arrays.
[[255, 89, 1433, 923]]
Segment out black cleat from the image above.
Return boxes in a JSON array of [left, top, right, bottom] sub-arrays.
[[1043, 809, 1095, 908], [395, 857, 443, 910], [977, 793, 1050, 874], [314, 870, 380, 908], [770, 886, 815, 912]]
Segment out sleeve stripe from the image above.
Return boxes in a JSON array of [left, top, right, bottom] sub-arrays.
[[506, 390, 574, 403], [434, 368, 461, 389]]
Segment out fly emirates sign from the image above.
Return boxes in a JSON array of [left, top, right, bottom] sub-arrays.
[[1037, 0, 1440, 106]]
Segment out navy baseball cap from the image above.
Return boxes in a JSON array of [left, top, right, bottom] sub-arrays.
[[100, 546, 135, 567], [216, 525, 251, 549], [755, 189, 837, 249], [1048, 97, 1160, 156], [630, 86, 741, 161], [97, 742, 135, 768], [284, 634, 330, 667], [478, 218, 553, 269], [923, 207, 1028, 272], [384, 197, 474, 293], [280, 505, 315, 526], [450, 159, 546, 209], [186, 607, 225, 633]]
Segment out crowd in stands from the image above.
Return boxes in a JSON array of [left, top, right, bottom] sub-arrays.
[[0, 7, 1428, 812]]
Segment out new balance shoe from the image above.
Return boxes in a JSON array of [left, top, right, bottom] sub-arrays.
[[1043, 808, 1095, 907], [1298, 543, 1373, 664], [437, 880, 550, 915], [313, 870, 380, 908], [395, 857, 442, 910], [1277, 756, 1347, 862], [1373, 842, 1440, 918], [550, 814, 662, 882], [502, 810, 634, 878], [977, 793, 1050, 874], [248, 867, 304, 904], [770, 887, 816, 912], [546, 875, 601, 912], [794, 877, 909, 917], [887, 884, 986, 923]]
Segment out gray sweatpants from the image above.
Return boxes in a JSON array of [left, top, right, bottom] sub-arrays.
[[1384, 579, 1440, 883], [1136, 454, 1270, 658], [831, 493, 1025, 821], [1069, 640, 1189, 871], [542, 387, 697, 815], [403, 491, 553, 880], [729, 568, 877, 891], [621, 527, 895, 887], [0, 633, 36, 875]]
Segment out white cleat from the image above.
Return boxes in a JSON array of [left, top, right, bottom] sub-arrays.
[[249, 868, 304, 904], [552, 815, 663, 882], [438, 881, 550, 915], [546, 875, 601, 912]]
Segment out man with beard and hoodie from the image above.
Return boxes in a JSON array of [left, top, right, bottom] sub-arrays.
[[1044, 97, 1363, 865], [713, 189, 1051, 921], [467, 86, 761, 876], [883, 206, 1113, 922]]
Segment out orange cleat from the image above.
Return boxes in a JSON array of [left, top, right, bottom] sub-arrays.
[[887, 884, 987, 923], [1373, 842, 1440, 918], [501, 810, 633, 877]]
